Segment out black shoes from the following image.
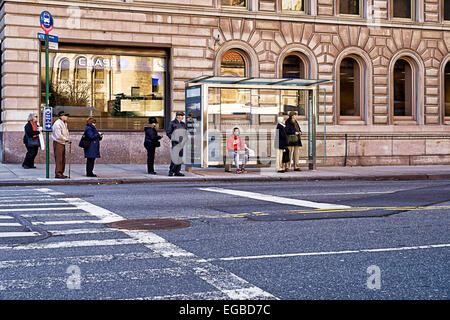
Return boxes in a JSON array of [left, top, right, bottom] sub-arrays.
[[169, 172, 185, 177], [148, 172, 157, 175], [86, 173, 97, 177]]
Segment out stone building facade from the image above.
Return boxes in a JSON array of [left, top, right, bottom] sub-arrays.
[[0, 0, 449, 166]]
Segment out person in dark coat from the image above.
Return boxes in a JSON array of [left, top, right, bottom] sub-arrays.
[[285, 111, 302, 171], [166, 111, 187, 177], [275, 112, 289, 173], [83, 117, 103, 177], [144, 117, 162, 174], [22, 113, 41, 169]]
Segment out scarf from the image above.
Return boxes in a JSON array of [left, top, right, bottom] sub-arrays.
[[30, 121, 39, 138]]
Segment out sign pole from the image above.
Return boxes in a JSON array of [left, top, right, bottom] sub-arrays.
[[45, 33, 50, 179]]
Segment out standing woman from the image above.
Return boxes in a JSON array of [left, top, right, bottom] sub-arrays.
[[84, 117, 103, 177], [144, 117, 162, 174], [285, 111, 302, 171], [22, 113, 41, 169]]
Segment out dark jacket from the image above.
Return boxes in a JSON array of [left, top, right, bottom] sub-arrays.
[[23, 121, 40, 146], [166, 118, 186, 145], [285, 118, 302, 147], [83, 124, 101, 159], [144, 126, 162, 149], [275, 123, 289, 150]]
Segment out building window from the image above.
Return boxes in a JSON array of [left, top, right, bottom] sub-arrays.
[[444, 62, 450, 117], [444, 0, 450, 21], [220, 50, 247, 77], [393, 59, 413, 117], [221, 0, 247, 8], [339, 57, 361, 118], [282, 54, 306, 79], [282, 54, 307, 116], [392, 0, 413, 19], [339, 0, 361, 16], [58, 58, 70, 81], [41, 45, 167, 131], [282, 0, 306, 12]]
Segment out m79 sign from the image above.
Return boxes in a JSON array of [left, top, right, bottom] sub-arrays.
[[40, 11, 53, 34]]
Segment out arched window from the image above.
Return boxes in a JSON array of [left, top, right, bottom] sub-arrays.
[[74, 56, 87, 81], [339, 57, 362, 118], [444, 61, 450, 118], [393, 59, 413, 117], [58, 58, 70, 81], [220, 50, 246, 77], [282, 54, 306, 79]]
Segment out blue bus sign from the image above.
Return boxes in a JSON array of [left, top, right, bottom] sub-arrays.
[[43, 107, 52, 131], [40, 11, 53, 34]]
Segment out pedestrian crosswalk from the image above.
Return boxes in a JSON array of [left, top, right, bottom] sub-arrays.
[[0, 186, 277, 300]]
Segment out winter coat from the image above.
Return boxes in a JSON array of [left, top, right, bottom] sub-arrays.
[[166, 118, 186, 146], [275, 123, 289, 150], [285, 118, 302, 147], [227, 135, 245, 152], [83, 124, 101, 159], [144, 126, 162, 149], [23, 121, 41, 147]]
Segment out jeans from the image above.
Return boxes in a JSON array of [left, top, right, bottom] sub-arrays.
[[229, 151, 248, 170]]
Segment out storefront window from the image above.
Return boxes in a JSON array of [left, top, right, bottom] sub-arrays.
[[41, 46, 167, 130], [282, 0, 305, 12], [392, 0, 413, 19]]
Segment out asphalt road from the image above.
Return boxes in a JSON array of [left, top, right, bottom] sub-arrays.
[[0, 179, 448, 302]]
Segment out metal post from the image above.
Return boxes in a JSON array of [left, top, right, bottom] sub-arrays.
[[308, 89, 316, 170], [45, 33, 50, 179], [323, 88, 326, 165]]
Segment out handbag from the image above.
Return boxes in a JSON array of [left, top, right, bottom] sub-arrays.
[[288, 134, 299, 145], [282, 148, 290, 163], [78, 132, 90, 149], [27, 136, 40, 148]]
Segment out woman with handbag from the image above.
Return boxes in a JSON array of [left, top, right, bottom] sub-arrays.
[[22, 113, 41, 169], [285, 111, 302, 171], [84, 117, 103, 177], [276, 112, 290, 173], [144, 117, 162, 174]]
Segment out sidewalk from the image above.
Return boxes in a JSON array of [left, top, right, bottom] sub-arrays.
[[0, 163, 449, 186]]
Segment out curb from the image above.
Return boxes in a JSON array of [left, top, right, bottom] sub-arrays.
[[0, 173, 449, 186]]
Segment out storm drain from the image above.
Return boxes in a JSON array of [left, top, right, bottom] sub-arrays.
[[107, 218, 190, 230]]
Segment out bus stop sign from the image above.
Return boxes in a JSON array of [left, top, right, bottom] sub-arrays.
[[40, 11, 53, 34]]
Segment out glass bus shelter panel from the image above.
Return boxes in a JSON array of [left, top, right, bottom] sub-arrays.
[[281, 89, 307, 117]]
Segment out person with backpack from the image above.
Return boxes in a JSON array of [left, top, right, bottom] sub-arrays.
[[144, 117, 162, 175]]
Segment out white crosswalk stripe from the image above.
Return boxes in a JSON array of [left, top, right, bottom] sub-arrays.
[[0, 187, 278, 300]]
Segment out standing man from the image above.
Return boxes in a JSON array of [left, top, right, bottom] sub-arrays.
[[166, 111, 186, 177], [52, 111, 71, 179]]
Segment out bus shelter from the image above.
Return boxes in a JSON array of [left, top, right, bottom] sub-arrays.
[[184, 76, 329, 171]]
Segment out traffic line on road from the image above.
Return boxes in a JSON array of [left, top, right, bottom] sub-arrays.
[[198, 187, 351, 209], [201, 243, 450, 262], [0, 232, 42, 238]]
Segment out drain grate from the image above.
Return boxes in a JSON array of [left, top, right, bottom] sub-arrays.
[[107, 218, 190, 230]]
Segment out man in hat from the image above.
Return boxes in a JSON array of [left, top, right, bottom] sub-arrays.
[[166, 111, 186, 176], [51, 111, 71, 179]]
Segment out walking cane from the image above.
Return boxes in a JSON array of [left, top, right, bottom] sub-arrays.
[[68, 141, 72, 179]]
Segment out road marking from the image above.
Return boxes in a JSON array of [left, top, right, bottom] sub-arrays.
[[0, 207, 77, 212], [32, 219, 118, 226], [0, 267, 189, 291], [0, 232, 41, 238], [201, 243, 450, 262], [30, 189, 277, 300], [0, 238, 151, 250], [0, 215, 13, 219], [0, 203, 73, 207], [0, 251, 160, 269], [198, 187, 351, 209], [0, 222, 21, 227]]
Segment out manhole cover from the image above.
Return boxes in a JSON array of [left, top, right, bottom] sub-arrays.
[[107, 218, 190, 230]]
